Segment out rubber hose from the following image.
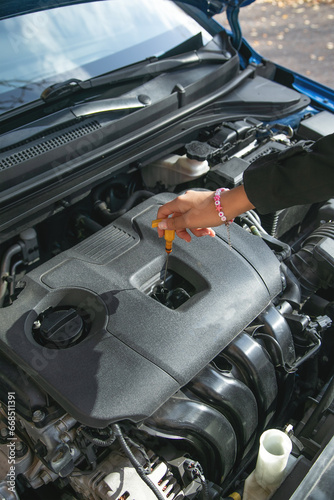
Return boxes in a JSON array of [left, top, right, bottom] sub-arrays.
[[280, 263, 302, 307], [95, 190, 155, 223], [287, 221, 334, 299], [0, 243, 22, 307], [92, 181, 124, 203], [77, 215, 103, 233]]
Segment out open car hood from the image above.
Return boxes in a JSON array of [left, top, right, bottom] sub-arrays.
[[0, 0, 255, 19], [178, 0, 257, 49], [178, 0, 256, 16]]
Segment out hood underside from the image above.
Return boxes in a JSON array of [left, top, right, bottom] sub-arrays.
[[178, 0, 256, 15], [0, 0, 256, 20]]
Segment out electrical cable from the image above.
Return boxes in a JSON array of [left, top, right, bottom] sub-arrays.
[[111, 423, 166, 500], [80, 427, 116, 447], [244, 210, 268, 235]]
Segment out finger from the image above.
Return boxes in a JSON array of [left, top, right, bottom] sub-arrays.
[[190, 228, 216, 238], [156, 198, 186, 220], [175, 228, 192, 242], [156, 211, 183, 238], [157, 215, 187, 232]]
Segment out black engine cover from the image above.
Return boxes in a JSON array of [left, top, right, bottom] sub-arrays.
[[0, 194, 282, 427]]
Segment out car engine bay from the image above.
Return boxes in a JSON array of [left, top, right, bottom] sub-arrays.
[[1, 68, 334, 500]]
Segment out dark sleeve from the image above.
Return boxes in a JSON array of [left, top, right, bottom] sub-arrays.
[[243, 133, 334, 214]]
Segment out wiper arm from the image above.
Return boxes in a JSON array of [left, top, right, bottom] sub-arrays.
[[41, 48, 231, 102], [1, 96, 150, 150]]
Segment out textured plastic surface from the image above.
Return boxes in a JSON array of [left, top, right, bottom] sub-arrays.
[[0, 193, 282, 427], [222, 76, 310, 119], [297, 110, 334, 140], [209, 157, 249, 186]]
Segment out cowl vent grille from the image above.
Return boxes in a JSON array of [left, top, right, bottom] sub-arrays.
[[0, 120, 101, 171]]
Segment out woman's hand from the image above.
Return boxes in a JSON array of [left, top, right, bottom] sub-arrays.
[[156, 186, 255, 242]]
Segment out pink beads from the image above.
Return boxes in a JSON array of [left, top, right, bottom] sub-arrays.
[[214, 188, 234, 224]]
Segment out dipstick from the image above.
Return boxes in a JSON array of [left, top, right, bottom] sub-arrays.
[[152, 219, 175, 285]]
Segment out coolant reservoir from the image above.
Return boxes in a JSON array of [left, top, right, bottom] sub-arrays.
[[243, 429, 292, 500], [141, 154, 209, 188]]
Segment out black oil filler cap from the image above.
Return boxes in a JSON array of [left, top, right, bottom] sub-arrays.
[[34, 307, 85, 348]]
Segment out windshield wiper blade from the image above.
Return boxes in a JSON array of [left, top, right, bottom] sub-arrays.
[[1, 96, 150, 150], [41, 48, 231, 102]]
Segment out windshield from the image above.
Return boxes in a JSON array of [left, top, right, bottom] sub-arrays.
[[0, 0, 212, 114]]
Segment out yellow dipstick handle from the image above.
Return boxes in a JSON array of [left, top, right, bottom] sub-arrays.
[[151, 219, 162, 228], [152, 219, 175, 254], [164, 229, 175, 254]]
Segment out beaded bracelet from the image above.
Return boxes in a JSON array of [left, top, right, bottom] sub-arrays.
[[214, 188, 234, 248], [214, 188, 234, 223]]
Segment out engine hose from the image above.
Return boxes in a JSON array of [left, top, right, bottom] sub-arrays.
[[92, 181, 123, 203], [0, 243, 22, 307], [269, 212, 280, 237], [76, 214, 103, 233], [304, 222, 334, 242], [304, 294, 334, 321], [280, 263, 302, 308], [286, 221, 334, 300], [95, 190, 155, 223], [244, 211, 268, 235], [8, 259, 23, 299], [111, 423, 166, 500], [292, 330, 322, 370]]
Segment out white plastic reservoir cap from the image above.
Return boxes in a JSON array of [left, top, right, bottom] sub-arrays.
[[255, 428, 292, 490]]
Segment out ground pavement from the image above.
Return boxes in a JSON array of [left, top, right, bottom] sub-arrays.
[[216, 0, 334, 89]]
